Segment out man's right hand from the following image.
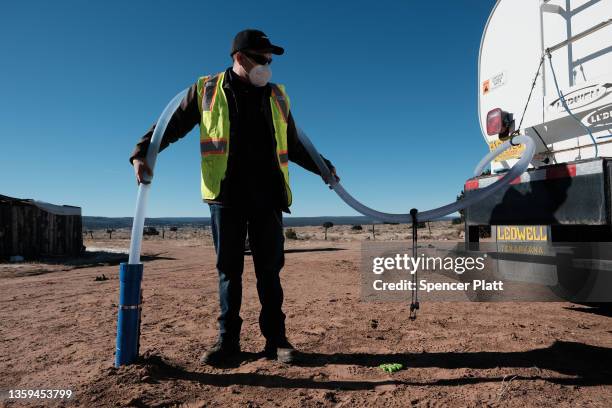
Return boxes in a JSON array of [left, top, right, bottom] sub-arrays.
[[133, 158, 153, 185]]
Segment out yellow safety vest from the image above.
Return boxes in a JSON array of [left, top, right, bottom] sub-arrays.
[[196, 71, 292, 206]]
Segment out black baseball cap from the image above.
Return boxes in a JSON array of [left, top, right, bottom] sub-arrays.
[[230, 29, 284, 56]]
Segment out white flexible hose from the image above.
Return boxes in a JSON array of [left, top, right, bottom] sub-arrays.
[[127, 88, 536, 264], [297, 128, 536, 223], [128, 89, 188, 264]]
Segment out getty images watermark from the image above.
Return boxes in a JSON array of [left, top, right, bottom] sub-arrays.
[[360, 241, 612, 302], [371, 252, 503, 292]]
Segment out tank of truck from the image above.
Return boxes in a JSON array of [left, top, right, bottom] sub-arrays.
[[478, 0, 612, 172]]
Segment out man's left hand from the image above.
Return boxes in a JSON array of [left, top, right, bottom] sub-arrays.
[[330, 167, 340, 182], [325, 167, 340, 187]]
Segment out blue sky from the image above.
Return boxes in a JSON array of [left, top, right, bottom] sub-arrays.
[[0, 0, 496, 217]]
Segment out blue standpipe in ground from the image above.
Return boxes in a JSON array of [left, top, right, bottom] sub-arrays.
[[114, 88, 536, 367], [115, 263, 144, 367], [115, 89, 188, 368]]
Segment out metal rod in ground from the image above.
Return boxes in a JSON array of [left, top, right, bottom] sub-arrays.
[[409, 208, 419, 319], [115, 262, 143, 367]]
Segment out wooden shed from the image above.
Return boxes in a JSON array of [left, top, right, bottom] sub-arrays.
[[0, 194, 83, 260]]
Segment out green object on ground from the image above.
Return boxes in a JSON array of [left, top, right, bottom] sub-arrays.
[[379, 363, 403, 373]]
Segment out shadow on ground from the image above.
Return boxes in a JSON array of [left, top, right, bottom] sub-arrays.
[[283, 247, 346, 254], [0, 252, 176, 278], [135, 353, 401, 391], [245, 247, 346, 256], [136, 341, 611, 390], [72, 251, 175, 267], [565, 305, 612, 318], [39, 251, 175, 267]]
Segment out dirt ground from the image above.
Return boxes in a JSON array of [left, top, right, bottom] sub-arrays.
[[1, 228, 611, 407]]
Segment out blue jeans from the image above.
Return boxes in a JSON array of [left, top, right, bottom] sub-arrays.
[[209, 203, 286, 345]]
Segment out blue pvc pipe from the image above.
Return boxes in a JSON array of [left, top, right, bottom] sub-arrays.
[[116, 89, 188, 367], [115, 262, 144, 367]]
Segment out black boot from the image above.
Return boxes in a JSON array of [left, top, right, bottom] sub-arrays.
[[200, 339, 241, 366], [264, 338, 297, 364]]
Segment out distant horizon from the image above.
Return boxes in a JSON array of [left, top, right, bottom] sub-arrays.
[[83, 214, 458, 219], [82, 214, 458, 229], [3, 192, 459, 221]]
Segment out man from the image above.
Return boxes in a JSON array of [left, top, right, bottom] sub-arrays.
[[130, 29, 338, 365]]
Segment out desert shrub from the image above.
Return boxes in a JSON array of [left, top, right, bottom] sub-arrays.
[[285, 228, 298, 240], [351, 225, 363, 230]]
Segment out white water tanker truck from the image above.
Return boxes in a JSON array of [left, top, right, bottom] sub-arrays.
[[464, 0, 612, 301]]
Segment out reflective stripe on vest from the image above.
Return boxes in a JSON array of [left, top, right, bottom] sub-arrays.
[[197, 72, 292, 206]]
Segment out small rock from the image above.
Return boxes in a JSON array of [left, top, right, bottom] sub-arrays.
[[310, 372, 328, 381]]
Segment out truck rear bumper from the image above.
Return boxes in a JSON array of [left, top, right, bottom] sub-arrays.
[[464, 157, 611, 226]]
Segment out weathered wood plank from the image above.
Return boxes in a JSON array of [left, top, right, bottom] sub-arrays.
[[0, 199, 82, 260]]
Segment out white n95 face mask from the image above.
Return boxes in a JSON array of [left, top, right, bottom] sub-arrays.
[[248, 64, 272, 87]]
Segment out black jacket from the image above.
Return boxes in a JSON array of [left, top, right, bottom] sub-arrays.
[[130, 67, 333, 213]]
